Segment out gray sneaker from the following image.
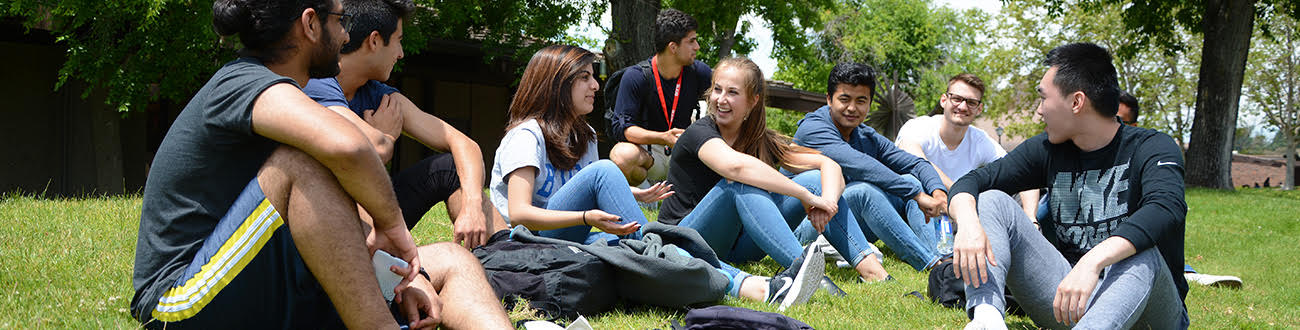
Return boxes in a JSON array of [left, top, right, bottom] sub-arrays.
[[766, 244, 825, 310]]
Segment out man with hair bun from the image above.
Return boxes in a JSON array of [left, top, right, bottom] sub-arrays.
[[131, 0, 509, 328]]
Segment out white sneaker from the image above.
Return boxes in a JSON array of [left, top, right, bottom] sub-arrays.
[[1185, 272, 1242, 288], [811, 235, 844, 262]]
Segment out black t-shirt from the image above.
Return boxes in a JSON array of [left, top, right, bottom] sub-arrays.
[[609, 59, 712, 142], [950, 125, 1189, 303], [132, 58, 295, 316], [658, 116, 726, 225]]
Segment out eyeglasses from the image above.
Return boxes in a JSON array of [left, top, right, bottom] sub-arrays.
[[325, 11, 354, 32], [945, 92, 983, 108]]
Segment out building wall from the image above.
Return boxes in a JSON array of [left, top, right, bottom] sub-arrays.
[[0, 35, 148, 196]]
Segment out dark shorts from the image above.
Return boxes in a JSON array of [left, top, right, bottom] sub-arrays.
[[393, 153, 462, 229], [143, 178, 344, 329]]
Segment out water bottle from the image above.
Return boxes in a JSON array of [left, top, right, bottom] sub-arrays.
[[935, 215, 954, 255]]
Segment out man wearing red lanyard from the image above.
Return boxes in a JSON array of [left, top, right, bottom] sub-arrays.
[[608, 9, 713, 186]]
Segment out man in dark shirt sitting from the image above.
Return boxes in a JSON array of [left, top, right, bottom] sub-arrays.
[[607, 8, 712, 186], [302, 0, 506, 249], [949, 43, 1188, 329]]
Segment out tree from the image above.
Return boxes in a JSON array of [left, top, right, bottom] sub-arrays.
[[605, 0, 661, 72], [1244, 12, 1300, 190], [667, 0, 832, 66], [1, 0, 600, 114], [771, 0, 986, 100]]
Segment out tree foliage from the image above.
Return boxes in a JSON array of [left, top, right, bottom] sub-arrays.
[[1, 0, 599, 114], [667, 0, 831, 67], [772, 0, 985, 101], [988, 0, 1201, 144]]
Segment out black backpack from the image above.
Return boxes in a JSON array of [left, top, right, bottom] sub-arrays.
[[473, 234, 616, 320], [672, 306, 814, 330], [602, 60, 652, 142], [927, 260, 1023, 316]]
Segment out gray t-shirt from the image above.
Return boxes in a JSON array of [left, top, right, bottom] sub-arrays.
[[489, 119, 598, 223], [132, 58, 294, 317]]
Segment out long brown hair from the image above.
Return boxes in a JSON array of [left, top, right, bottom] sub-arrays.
[[506, 45, 597, 170], [710, 56, 816, 169]]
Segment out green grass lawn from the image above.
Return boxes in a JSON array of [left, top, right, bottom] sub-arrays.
[[1, 188, 1296, 328]]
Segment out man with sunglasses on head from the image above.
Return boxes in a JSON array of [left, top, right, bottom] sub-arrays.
[[896, 73, 1040, 224]]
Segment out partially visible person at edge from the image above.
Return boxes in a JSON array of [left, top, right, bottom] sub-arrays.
[[130, 0, 510, 328], [950, 42, 1188, 329]]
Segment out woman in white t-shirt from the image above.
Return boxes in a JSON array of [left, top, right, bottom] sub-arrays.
[[490, 46, 822, 307], [489, 45, 672, 244]]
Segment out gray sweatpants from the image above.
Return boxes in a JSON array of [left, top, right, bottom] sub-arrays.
[[965, 190, 1188, 329]]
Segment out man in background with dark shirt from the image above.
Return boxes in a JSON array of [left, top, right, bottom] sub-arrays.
[[131, 0, 509, 328], [608, 8, 712, 186], [949, 43, 1188, 329]]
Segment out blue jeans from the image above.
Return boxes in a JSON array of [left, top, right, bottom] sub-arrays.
[[796, 175, 939, 271], [679, 170, 872, 269], [968, 191, 1188, 329], [539, 160, 647, 244], [537, 160, 754, 295]]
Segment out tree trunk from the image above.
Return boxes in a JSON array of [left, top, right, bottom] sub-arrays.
[[1185, 0, 1256, 189], [605, 0, 661, 72], [1286, 138, 1296, 190], [713, 12, 742, 61]]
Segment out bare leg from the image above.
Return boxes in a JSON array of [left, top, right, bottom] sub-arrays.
[[610, 142, 653, 186], [855, 254, 890, 281], [258, 146, 396, 328], [418, 242, 512, 329], [737, 276, 770, 301]]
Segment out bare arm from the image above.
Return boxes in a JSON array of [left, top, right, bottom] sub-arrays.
[[1019, 189, 1040, 224], [697, 139, 815, 201], [504, 167, 639, 235], [250, 83, 419, 280], [1055, 237, 1137, 325], [325, 105, 395, 163], [624, 126, 684, 147], [782, 151, 845, 202], [393, 93, 491, 247]]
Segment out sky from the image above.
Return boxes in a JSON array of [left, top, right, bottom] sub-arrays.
[[566, 0, 1004, 75]]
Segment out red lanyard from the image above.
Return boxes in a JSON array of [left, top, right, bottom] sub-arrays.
[[651, 55, 684, 127]]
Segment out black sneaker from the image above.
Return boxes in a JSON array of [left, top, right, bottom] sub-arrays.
[[820, 275, 846, 297], [765, 244, 825, 310]]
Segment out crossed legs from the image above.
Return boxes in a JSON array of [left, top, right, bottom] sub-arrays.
[[259, 146, 508, 329]]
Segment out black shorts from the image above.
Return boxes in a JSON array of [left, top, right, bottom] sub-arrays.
[[393, 153, 462, 229], [142, 178, 344, 329]]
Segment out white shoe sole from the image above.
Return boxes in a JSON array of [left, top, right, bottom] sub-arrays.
[[1185, 273, 1242, 288], [779, 248, 825, 311]]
